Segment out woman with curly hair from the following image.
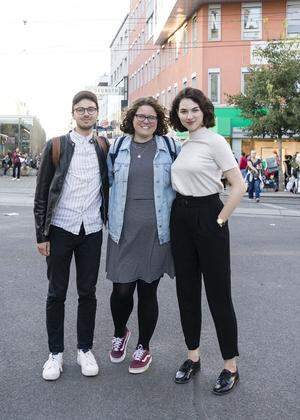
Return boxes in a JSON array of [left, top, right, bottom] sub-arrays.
[[169, 88, 246, 394], [106, 97, 181, 374]]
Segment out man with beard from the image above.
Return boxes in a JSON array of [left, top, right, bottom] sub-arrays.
[[34, 91, 109, 380]]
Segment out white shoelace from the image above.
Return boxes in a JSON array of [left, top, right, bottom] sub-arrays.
[[81, 351, 96, 366], [44, 354, 61, 369], [133, 345, 145, 361], [112, 337, 123, 351]]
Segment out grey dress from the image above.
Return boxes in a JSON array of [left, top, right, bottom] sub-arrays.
[[106, 138, 175, 283]]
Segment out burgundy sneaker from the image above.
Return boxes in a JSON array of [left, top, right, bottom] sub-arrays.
[[129, 345, 152, 374], [110, 327, 131, 363]]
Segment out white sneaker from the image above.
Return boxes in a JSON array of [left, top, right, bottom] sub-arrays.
[[42, 353, 63, 380], [77, 350, 99, 376]]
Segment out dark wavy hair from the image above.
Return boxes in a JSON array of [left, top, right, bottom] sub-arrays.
[[169, 88, 215, 132], [120, 97, 169, 136]]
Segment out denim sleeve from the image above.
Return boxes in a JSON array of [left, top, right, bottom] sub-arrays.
[[175, 139, 182, 157], [107, 144, 114, 187]]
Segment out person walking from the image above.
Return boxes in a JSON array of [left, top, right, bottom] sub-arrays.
[[169, 88, 246, 394], [11, 148, 22, 180], [2, 152, 12, 175], [239, 152, 248, 178], [247, 150, 263, 202], [106, 97, 180, 374], [34, 91, 109, 381]]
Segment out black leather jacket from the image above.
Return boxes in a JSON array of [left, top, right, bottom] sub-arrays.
[[34, 133, 109, 243]]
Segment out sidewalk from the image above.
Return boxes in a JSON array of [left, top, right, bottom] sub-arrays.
[[223, 189, 300, 200]]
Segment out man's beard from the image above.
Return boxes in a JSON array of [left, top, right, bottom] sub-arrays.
[[77, 122, 95, 131]]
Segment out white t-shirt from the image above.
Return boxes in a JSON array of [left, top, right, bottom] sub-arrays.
[[171, 126, 238, 196]]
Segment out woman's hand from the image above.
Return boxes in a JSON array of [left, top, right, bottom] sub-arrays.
[[218, 167, 246, 222]]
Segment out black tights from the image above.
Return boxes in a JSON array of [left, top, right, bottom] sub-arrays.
[[110, 279, 160, 350]]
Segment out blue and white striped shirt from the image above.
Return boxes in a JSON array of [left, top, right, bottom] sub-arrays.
[[51, 130, 102, 235]]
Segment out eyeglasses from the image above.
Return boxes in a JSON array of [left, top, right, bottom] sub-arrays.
[[74, 107, 98, 115], [134, 114, 158, 123]]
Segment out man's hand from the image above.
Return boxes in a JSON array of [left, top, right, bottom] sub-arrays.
[[37, 241, 50, 256]]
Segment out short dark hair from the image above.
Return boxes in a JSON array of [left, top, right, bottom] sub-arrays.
[[120, 97, 168, 136], [72, 90, 98, 112], [169, 87, 215, 132]]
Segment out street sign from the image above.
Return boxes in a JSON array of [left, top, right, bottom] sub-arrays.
[[86, 86, 124, 96]]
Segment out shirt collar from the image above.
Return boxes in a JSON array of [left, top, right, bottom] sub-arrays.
[[70, 129, 94, 144]]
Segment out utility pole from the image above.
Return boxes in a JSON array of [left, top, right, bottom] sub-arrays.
[[18, 118, 21, 150]]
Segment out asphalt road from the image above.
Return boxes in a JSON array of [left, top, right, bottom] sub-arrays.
[[0, 177, 299, 419]]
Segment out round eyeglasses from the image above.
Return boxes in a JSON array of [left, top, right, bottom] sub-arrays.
[[74, 107, 98, 115], [134, 114, 158, 123]]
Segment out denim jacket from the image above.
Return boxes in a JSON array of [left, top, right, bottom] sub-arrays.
[[107, 135, 181, 244]]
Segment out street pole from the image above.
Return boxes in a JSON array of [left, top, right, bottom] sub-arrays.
[[18, 118, 21, 150]]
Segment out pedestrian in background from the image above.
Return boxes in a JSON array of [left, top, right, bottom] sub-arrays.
[[34, 91, 109, 381], [106, 97, 181, 374], [247, 150, 263, 202], [169, 87, 245, 394], [239, 152, 248, 178], [11, 147, 22, 180], [2, 152, 12, 176]]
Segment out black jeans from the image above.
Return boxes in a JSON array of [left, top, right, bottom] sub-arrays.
[[13, 163, 21, 178], [110, 279, 160, 350], [46, 225, 102, 353], [170, 193, 239, 360]]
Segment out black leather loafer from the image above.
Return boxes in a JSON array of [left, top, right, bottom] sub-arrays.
[[174, 359, 201, 384], [212, 369, 239, 395]]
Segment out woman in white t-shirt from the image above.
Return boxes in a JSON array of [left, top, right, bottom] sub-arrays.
[[169, 88, 246, 395]]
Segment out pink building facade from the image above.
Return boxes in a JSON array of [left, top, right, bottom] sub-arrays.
[[128, 0, 300, 108]]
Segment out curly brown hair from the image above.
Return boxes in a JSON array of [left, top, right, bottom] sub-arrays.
[[120, 97, 169, 136], [169, 88, 215, 132]]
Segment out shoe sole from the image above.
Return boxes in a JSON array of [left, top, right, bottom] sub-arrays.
[[42, 366, 63, 381], [128, 356, 152, 374], [174, 367, 200, 384], [77, 357, 99, 376], [109, 330, 131, 364], [212, 377, 240, 396]]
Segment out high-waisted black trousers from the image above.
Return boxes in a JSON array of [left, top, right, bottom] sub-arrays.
[[170, 193, 239, 360]]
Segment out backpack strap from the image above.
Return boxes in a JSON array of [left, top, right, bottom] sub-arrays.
[[162, 135, 177, 162], [95, 135, 110, 157], [52, 137, 61, 167], [110, 136, 126, 166]]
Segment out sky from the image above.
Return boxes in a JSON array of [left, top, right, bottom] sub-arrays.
[[0, 0, 130, 137]]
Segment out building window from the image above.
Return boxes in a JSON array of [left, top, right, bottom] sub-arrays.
[[148, 59, 151, 81], [241, 67, 251, 94], [191, 73, 197, 88], [167, 87, 172, 109], [208, 4, 221, 41], [174, 83, 178, 98], [145, 63, 148, 84], [241, 2, 262, 40], [155, 52, 159, 76], [183, 25, 188, 55], [141, 66, 144, 87], [287, 1, 300, 37], [192, 15, 198, 45], [147, 13, 154, 40], [208, 68, 220, 104], [161, 90, 165, 107], [150, 55, 154, 79]]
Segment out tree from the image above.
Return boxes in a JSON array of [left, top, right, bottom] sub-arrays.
[[228, 39, 300, 190]]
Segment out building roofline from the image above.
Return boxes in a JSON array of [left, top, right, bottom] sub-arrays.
[[110, 13, 129, 48]]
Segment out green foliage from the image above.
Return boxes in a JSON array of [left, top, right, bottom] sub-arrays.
[[228, 39, 300, 140]]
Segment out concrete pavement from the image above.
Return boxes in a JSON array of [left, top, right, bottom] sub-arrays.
[[0, 176, 299, 420]]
